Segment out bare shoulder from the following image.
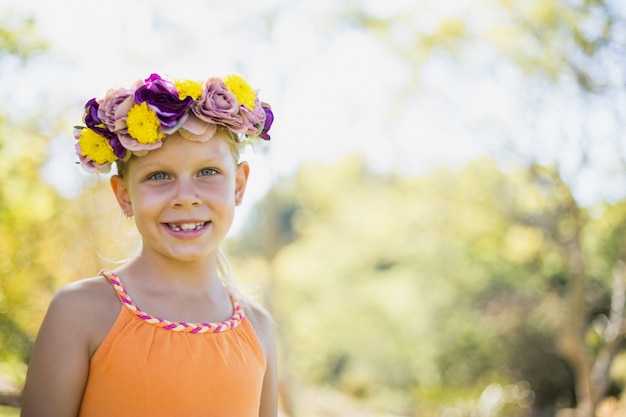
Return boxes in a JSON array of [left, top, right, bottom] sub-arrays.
[[55, 274, 114, 303], [47, 275, 120, 354], [245, 301, 276, 350], [52, 275, 118, 317], [20, 275, 120, 417], [245, 300, 279, 417]]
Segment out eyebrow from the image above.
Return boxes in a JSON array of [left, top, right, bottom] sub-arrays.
[[135, 155, 232, 171]]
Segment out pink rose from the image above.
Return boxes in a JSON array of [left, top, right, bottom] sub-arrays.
[[97, 87, 134, 132], [116, 132, 163, 156], [180, 113, 218, 142], [193, 77, 247, 133], [240, 98, 267, 137]]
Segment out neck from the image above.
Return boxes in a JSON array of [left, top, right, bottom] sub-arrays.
[[120, 248, 223, 293]]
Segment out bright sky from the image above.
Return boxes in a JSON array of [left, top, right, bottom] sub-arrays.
[[0, 1, 484, 164], [0, 0, 482, 231], [2, 0, 624, 232]]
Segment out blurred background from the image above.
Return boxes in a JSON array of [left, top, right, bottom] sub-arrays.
[[1, 0, 626, 416]]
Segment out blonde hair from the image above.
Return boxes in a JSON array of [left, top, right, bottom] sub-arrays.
[[217, 246, 243, 298]]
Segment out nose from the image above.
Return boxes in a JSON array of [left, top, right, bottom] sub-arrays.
[[171, 178, 201, 208]]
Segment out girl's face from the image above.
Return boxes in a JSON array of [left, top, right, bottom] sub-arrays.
[[110, 132, 249, 263]]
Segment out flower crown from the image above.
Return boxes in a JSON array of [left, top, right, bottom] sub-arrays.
[[74, 73, 274, 173]]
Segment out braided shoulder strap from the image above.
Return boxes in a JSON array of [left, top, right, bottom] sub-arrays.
[[100, 269, 244, 333]]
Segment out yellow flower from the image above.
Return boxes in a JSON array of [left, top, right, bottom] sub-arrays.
[[78, 129, 117, 165], [126, 102, 165, 144], [175, 79, 203, 100], [224, 74, 256, 110]]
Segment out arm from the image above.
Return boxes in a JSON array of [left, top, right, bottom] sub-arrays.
[[248, 303, 278, 417], [20, 284, 95, 417]]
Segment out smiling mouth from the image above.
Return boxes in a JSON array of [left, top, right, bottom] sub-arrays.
[[167, 222, 208, 232]]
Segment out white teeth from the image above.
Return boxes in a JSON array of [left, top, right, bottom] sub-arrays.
[[168, 222, 205, 231]]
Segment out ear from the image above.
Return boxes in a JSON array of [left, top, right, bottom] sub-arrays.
[[110, 175, 133, 216], [235, 162, 250, 206]]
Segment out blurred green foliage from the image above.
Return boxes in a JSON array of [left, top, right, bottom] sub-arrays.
[[0, 13, 56, 368], [229, 156, 626, 416], [0, 14, 47, 60], [0, 115, 127, 378], [0, 9, 132, 396], [0, 406, 18, 417]]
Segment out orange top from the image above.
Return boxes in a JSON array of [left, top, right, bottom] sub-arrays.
[[78, 270, 266, 417]]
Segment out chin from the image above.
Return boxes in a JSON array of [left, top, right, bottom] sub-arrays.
[[167, 245, 219, 262], [168, 252, 212, 262]]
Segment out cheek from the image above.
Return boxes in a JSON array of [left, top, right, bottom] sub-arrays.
[[206, 188, 236, 208], [223, 182, 239, 204], [203, 179, 237, 200], [130, 188, 167, 214]]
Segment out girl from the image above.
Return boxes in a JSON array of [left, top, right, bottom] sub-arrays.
[[20, 73, 277, 416]]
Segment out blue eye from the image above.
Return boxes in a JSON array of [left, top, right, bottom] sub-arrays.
[[199, 168, 218, 177], [148, 172, 170, 181]]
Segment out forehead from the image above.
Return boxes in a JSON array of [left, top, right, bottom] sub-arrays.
[[129, 132, 238, 168]]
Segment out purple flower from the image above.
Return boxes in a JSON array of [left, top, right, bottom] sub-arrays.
[[134, 73, 193, 132], [193, 77, 247, 133], [84, 98, 114, 139], [260, 103, 273, 140], [83, 98, 127, 159], [108, 135, 127, 159]]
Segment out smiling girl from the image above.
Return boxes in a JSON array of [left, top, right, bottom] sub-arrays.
[[20, 73, 277, 417]]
